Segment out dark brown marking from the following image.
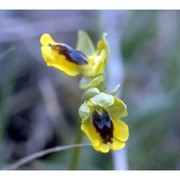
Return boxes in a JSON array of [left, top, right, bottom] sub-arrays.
[[49, 43, 88, 65], [92, 110, 114, 144]]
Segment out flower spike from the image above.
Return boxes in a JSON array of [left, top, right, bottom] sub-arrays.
[[40, 31, 129, 153]]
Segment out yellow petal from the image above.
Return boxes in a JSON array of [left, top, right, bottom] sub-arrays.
[[80, 33, 109, 77], [81, 120, 111, 153], [81, 49, 106, 77], [41, 45, 81, 76], [94, 143, 111, 153], [93, 49, 107, 74], [111, 138, 125, 150], [40, 33, 56, 46], [81, 119, 100, 147], [113, 118, 129, 142]]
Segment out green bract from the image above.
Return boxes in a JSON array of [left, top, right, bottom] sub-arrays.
[[109, 84, 121, 95], [79, 75, 104, 90], [82, 87, 100, 100], [79, 101, 90, 122]]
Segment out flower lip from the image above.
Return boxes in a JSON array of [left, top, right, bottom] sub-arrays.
[[92, 110, 114, 144], [49, 43, 88, 65]]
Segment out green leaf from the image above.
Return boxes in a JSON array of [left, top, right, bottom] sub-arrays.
[[107, 97, 128, 119], [79, 101, 91, 122], [82, 87, 100, 100], [109, 84, 121, 95], [90, 93, 114, 107], [76, 31, 95, 56], [79, 75, 104, 90]]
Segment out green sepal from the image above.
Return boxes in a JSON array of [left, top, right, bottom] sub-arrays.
[[109, 84, 121, 95], [76, 31, 95, 56], [89, 92, 114, 107], [79, 75, 104, 90], [107, 97, 128, 119], [79, 101, 91, 122], [82, 87, 100, 100]]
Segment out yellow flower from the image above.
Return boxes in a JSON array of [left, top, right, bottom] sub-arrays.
[[40, 33, 88, 76], [80, 33, 109, 77], [79, 93, 129, 153], [40, 33, 109, 77]]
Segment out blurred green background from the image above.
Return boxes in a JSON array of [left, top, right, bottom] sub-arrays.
[[0, 10, 179, 170]]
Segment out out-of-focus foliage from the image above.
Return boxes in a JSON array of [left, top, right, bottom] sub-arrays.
[[0, 10, 179, 170], [0, 10, 113, 170], [121, 11, 180, 169]]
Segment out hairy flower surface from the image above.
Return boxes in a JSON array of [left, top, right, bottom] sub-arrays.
[[79, 93, 129, 153], [40, 33, 109, 77]]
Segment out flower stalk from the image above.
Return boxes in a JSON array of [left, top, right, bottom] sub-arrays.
[[69, 123, 83, 170]]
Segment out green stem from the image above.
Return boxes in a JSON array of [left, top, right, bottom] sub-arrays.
[[69, 123, 83, 170]]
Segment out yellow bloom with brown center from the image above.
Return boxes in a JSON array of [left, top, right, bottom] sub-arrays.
[[79, 92, 129, 153], [40, 33, 109, 77], [40, 33, 88, 76]]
